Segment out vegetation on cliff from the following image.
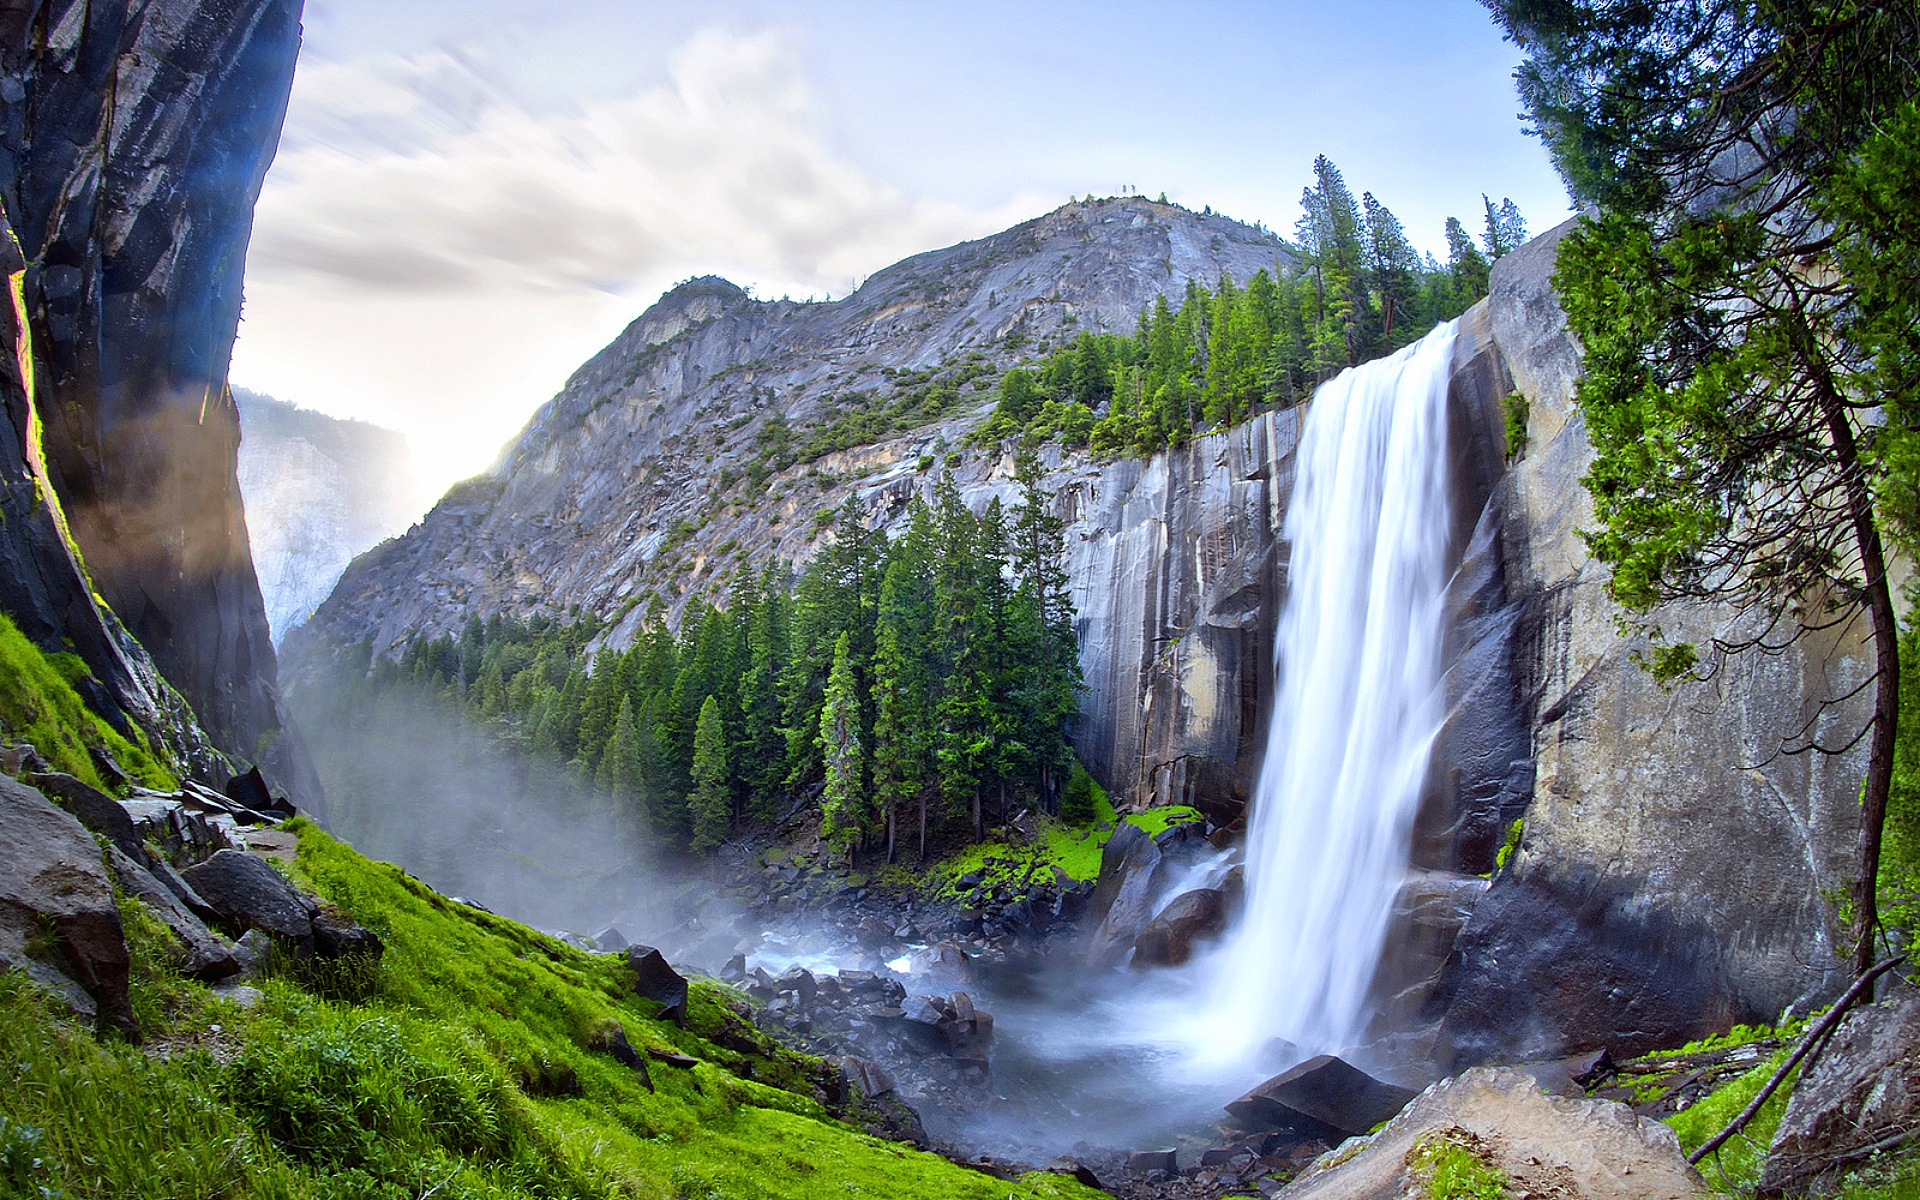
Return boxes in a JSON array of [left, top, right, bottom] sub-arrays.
[[976, 157, 1526, 455], [0, 821, 1101, 1200], [0, 612, 176, 791], [1493, 0, 1920, 972], [298, 459, 1081, 861]]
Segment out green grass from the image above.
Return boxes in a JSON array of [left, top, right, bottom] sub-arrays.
[[0, 611, 176, 790], [0, 821, 1104, 1200], [1666, 1048, 1798, 1194], [921, 778, 1205, 902], [1406, 1127, 1511, 1200]]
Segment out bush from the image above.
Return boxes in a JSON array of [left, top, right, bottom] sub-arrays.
[[1060, 762, 1098, 824]]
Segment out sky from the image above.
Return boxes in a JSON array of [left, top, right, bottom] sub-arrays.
[[228, 0, 1572, 508]]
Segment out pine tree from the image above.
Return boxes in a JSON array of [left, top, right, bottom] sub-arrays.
[[599, 696, 646, 825], [817, 632, 867, 852], [690, 694, 731, 852]]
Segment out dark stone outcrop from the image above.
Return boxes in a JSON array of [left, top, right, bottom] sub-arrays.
[[1226, 1055, 1416, 1140], [27, 771, 141, 855], [0, 0, 319, 806], [0, 775, 137, 1036], [180, 848, 314, 942], [1760, 986, 1920, 1196], [624, 945, 689, 1025], [1131, 887, 1227, 968], [103, 843, 238, 980]]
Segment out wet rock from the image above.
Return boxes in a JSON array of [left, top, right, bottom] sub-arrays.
[[592, 925, 630, 952], [224, 766, 295, 819], [909, 941, 976, 986], [1127, 1149, 1179, 1175], [180, 849, 315, 943], [1131, 887, 1228, 968], [103, 845, 238, 980], [777, 965, 818, 1002], [720, 952, 747, 982], [841, 1055, 896, 1097], [1760, 985, 1920, 1196], [624, 945, 689, 1025], [0, 776, 137, 1037], [1084, 822, 1164, 966], [0, 744, 47, 776], [1227, 1055, 1416, 1140]]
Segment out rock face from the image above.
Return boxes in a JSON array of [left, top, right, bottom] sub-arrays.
[[235, 390, 417, 641], [1760, 985, 1920, 1196], [1227, 1056, 1417, 1140], [1280, 1066, 1711, 1200], [0, 0, 318, 803], [1425, 221, 1867, 1066], [291, 198, 1296, 812], [0, 775, 137, 1036]]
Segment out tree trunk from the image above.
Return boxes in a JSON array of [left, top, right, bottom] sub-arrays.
[[972, 786, 982, 842], [1814, 371, 1898, 980], [919, 789, 927, 863], [887, 803, 896, 864]]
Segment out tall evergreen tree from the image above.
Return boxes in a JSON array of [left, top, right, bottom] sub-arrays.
[[817, 632, 867, 852], [690, 694, 731, 852]]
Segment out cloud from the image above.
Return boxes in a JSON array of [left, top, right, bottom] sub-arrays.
[[250, 30, 1032, 299]]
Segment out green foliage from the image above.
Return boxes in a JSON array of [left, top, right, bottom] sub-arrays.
[[1059, 761, 1097, 825], [690, 694, 730, 852], [0, 823, 1107, 1200], [816, 633, 865, 852], [1666, 1047, 1798, 1194], [1405, 1128, 1511, 1200], [1494, 818, 1524, 873], [1501, 391, 1529, 461], [0, 611, 177, 791]]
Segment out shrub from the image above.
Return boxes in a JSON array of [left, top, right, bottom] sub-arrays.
[[1060, 762, 1098, 825]]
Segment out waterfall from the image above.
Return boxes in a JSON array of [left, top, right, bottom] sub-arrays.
[[1200, 320, 1458, 1066]]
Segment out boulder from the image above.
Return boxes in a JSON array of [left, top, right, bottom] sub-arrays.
[[224, 765, 295, 818], [1280, 1066, 1710, 1200], [1127, 1149, 1178, 1175], [1131, 887, 1228, 967], [841, 1055, 896, 1098], [0, 776, 137, 1037], [179, 849, 315, 942], [26, 773, 141, 855], [1043, 1157, 1103, 1189], [1083, 822, 1166, 965], [103, 845, 239, 980], [1760, 985, 1920, 1196], [624, 945, 689, 1025], [1228, 1056, 1415, 1140], [908, 941, 975, 986], [310, 909, 384, 962], [776, 965, 818, 1002], [592, 925, 630, 953]]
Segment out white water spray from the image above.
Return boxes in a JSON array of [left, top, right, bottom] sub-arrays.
[[1200, 320, 1458, 1066]]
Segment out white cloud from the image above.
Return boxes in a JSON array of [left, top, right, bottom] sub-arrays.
[[249, 30, 1033, 300]]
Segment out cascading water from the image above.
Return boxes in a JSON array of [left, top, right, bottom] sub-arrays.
[[1195, 319, 1459, 1067]]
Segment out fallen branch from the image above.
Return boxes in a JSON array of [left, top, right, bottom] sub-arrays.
[[1689, 955, 1906, 1165]]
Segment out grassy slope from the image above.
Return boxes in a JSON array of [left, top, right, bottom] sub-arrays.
[[0, 611, 176, 790], [0, 822, 1103, 1200], [917, 775, 1204, 902]]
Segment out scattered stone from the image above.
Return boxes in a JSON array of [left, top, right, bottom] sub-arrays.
[[647, 1047, 701, 1069], [1761, 985, 1920, 1197], [209, 979, 264, 1008], [223, 765, 294, 818], [0, 776, 137, 1037], [180, 849, 315, 942], [0, 742, 46, 775], [448, 895, 493, 913], [720, 952, 747, 982], [88, 746, 128, 790], [593, 925, 630, 952], [624, 945, 689, 1025], [909, 941, 975, 986], [103, 844, 239, 980], [230, 929, 272, 976], [1227, 1055, 1416, 1140], [1131, 887, 1228, 968]]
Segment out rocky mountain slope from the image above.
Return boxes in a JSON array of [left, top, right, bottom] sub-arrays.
[[296, 197, 1295, 808], [0, 0, 316, 801], [299, 200, 1872, 1072], [235, 390, 416, 641]]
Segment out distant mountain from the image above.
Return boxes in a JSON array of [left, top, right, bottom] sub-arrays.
[[235, 390, 417, 641]]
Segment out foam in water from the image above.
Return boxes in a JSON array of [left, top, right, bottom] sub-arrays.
[[1196, 319, 1458, 1067]]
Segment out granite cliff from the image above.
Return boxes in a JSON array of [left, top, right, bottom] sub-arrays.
[[235, 390, 415, 642], [0, 0, 317, 801]]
